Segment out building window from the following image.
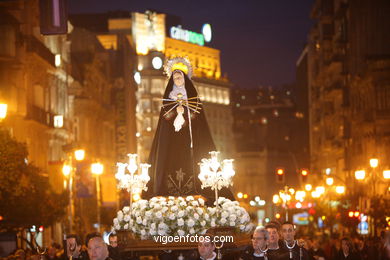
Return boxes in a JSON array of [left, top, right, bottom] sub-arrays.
[[33, 84, 45, 109], [151, 79, 163, 94], [0, 25, 16, 57]]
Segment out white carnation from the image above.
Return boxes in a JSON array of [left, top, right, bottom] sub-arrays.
[[177, 218, 185, 226], [124, 224, 129, 229], [229, 221, 235, 226], [194, 213, 199, 220], [220, 218, 227, 224], [197, 208, 203, 215], [186, 196, 194, 201], [189, 228, 195, 234], [113, 218, 119, 225], [123, 206, 130, 213], [201, 220, 206, 227], [124, 214, 130, 222], [211, 219, 216, 227], [117, 211, 123, 221], [155, 211, 163, 219], [187, 219, 195, 227], [136, 216, 142, 224], [169, 213, 176, 220], [221, 211, 229, 219], [171, 206, 178, 212], [177, 229, 185, 236], [178, 211, 185, 218]]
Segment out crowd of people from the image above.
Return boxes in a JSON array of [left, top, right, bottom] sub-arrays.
[[2, 225, 390, 260], [2, 233, 120, 260]]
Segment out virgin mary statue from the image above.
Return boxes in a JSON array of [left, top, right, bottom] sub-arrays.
[[145, 57, 234, 202]]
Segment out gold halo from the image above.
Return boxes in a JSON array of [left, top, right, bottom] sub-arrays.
[[164, 57, 193, 79]]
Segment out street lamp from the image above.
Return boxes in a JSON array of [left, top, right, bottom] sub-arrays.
[[0, 103, 7, 120], [335, 186, 346, 194], [74, 149, 85, 161], [91, 162, 104, 232], [326, 177, 334, 186], [369, 158, 379, 168], [355, 170, 366, 180], [305, 184, 312, 191], [62, 162, 74, 233], [384, 170, 390, 180]]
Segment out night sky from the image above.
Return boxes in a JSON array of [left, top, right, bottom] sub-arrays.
[[69, 0, 314, 88]]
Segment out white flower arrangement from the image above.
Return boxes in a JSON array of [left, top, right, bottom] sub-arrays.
[[112, 196, 253, 239]]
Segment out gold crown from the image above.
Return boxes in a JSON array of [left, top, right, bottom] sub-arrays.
[[164, 57, 193, 79]]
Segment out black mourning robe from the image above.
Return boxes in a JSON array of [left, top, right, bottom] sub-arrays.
[[145, 70, 234, 203]]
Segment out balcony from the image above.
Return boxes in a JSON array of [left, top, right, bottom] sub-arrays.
[[25, 104, 53, 127], [25, 35, 55, 67]]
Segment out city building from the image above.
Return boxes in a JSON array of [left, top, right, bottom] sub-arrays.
[[129, 11, 234, 162], [0, 0, 73, 244], [231, 86, 309, 221], [307, 0, 390, 234]]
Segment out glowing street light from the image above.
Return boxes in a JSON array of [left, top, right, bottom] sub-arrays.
[[316, 186, 325, 195], [273, 194, 280, 204], [355, 170, 366, 180], [335, 186, 346, 194], [62, 164, 72, 176], [326, 177, 334, 186], [384, 170, 390, 179], [0, 103, 7, 120], [369, 158, 379, 168], [305, 184, 312, 191], [91, 162, 104, 232], [74, 149, 85, 161], [91, 162, 104, 175]]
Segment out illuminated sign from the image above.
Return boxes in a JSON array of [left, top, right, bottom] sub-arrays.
[[170, 24, 212, 46]]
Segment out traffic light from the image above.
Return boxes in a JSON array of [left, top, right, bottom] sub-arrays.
[[300, 169, 309, 183], [39, 0, 68, 35], [276, 168, 285, 183]]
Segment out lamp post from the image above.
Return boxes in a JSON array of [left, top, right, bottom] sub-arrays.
[[62, 149, 85, 233], [91, 162, 104, 232], [198, 151, 235, 210], [354, 158, 389, 196], [354, 158, 390, 236]]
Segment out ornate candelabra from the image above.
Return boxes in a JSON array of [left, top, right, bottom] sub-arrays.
[[198, 151, 235, 209], [115, 154, 150, 210]]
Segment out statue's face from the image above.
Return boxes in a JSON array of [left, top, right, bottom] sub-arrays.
[[173, 71, 185, 87]]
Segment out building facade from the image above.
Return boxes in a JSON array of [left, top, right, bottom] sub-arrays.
[[307, 0, 390, 233], [128, 11, 234, 162], [0, 0, 73, 244]]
